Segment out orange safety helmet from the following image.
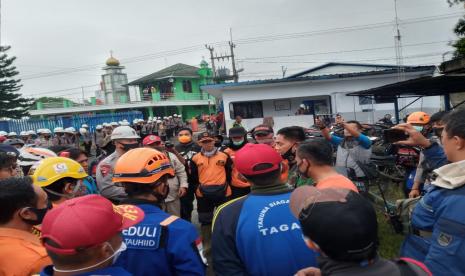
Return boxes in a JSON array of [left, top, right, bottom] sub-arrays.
[[113, 148, 174, 184], [407, 111, 430, 125]]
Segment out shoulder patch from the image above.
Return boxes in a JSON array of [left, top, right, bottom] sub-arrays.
[[438, 232, 453, 247], [100, 164, 112, 177]]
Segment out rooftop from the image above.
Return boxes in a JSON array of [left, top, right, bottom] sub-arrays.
[[127, 63, 200, 86]]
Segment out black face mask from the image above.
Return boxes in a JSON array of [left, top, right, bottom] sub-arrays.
[[121, 142, 139, 152], [21, 201, 52, 226], [282, 144, 296, 162]]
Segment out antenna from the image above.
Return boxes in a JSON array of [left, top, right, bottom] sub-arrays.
[[394, 0, 405, 82]]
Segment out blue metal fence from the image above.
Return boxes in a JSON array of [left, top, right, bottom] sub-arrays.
[[0, 111, 143, 133]]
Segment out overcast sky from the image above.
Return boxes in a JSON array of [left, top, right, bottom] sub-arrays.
[[2, 0, 464, 102]]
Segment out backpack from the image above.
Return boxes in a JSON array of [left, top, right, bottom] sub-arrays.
[[396, 197, 421, 235]]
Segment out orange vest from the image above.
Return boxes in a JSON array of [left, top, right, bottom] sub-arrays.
[[224, 148, 250, 188], [192, 151, 231, 197]]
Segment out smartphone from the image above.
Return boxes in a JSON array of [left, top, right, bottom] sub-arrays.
[[383, 129, 409, 143]]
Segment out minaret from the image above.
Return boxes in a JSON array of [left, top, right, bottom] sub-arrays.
[[101, 51, 129, 104]]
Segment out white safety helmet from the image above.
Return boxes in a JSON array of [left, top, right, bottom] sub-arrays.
[[173, 114, 177, 117], [81, 124, 89, 129], [20, 131, 28, 136], [8, 132, 17, 137], [168, 116, 173, 119], [300, 104, 306, 109], [132, 119, 138, 124], [110, 122, 119, 126], [178, 114, 182, 118], [41, 129, 52, 135], [110, 126, 140, 140], [79, 128, 87, 135], [96, 125, 103, 130], [120, 121, 130, 126], [64, 127, 76, 134], [53, 127, 64, 133], [27, 130, 36, 135], [148, 116, 153, 121], [0, 131, 7, 136], [157, 120, 162, 123], [18, 147, 57, 167]]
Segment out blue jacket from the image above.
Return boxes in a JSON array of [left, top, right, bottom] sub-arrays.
[[401, 161, 465, 275], [212, 190, 318, 276], [40, 265, 132, 276], [116, 201, 206, 276]]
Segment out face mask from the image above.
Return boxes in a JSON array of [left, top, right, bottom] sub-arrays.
[[53, 242, 127, 273], [21, 201, 52, 225], [232, 139, 244, 146], [413, 126, 424, 132], [178, 136, 192, 144], [121, 142, 139, 152], [282, 144, 296, 162]]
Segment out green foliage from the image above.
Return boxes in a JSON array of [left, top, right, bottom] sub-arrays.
[[449, 0, 465, 57], [0, 46, 32, 118]]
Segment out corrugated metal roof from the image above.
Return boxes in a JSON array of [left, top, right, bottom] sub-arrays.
[[128, 63, 200, 86], [202, 64, 436, 90]]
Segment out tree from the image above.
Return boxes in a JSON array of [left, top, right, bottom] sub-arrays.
[[0, 46, 32, 118], [448, 0, 465, 57]]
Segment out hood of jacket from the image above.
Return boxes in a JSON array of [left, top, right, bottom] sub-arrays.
[[432, 159, 465, 189]]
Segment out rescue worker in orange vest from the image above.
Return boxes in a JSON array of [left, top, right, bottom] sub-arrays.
[[224, 127, 251, 199], [190, 131, 232, 258], [0, 177, 52, 275]]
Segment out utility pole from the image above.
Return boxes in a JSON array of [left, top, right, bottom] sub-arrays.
[[229, 41, 238, 82], [81, 86, 85, 105], [205, 45, 217, 79], [205, 40, 239, 82], [281, 66, 287, 78]]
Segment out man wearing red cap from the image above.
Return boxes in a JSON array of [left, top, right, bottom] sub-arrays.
[[142, 135, 188, 216], [211, 143, 318, 276], [39, 194, 144, 276]]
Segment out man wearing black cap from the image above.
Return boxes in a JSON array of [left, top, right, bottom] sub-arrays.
[[290, 186, 431, 276], [212, 143, 317, 276], [251, 124, 275, 146], [0, 144, 20, 179], [224, 127, 251, 199]]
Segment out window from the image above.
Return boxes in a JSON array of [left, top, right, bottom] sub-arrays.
[[230, 101, 263, 119], [182, 80, 192, 93], [359, 96, 374, 105]]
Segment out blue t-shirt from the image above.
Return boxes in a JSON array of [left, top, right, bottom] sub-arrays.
[[213, 192, 318, 276], [40, 265, 131, 276]]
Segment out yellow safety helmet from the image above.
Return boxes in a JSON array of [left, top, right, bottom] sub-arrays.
[[32, 157, 88, 187]]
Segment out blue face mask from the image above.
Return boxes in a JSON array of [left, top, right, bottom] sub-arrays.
[[413, 126, 424, 132], [232, 139, 244, 146]]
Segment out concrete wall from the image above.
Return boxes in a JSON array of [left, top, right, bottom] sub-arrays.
[[220, 71, 440, 129]]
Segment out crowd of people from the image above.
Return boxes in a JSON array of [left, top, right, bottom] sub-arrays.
[[0, 108, 464, 275]]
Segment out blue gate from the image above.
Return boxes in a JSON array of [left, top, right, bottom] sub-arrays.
[[0, 111, 143, 133]]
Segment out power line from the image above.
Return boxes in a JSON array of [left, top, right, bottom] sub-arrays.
[[19, 12, 463, 81], [236, 40, 452, 61]]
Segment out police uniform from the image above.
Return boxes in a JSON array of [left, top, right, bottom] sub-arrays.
[[96, 151, 127, 202], [35, 138, 54, 148], [116, 200, 206, 276]]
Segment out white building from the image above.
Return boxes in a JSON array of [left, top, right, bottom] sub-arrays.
[[202, 63, 439, 131]]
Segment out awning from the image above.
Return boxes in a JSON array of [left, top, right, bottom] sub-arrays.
[[348, 75, 465, 98]]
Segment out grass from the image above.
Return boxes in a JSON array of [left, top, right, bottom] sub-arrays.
[[371, 180, 406, 259]]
